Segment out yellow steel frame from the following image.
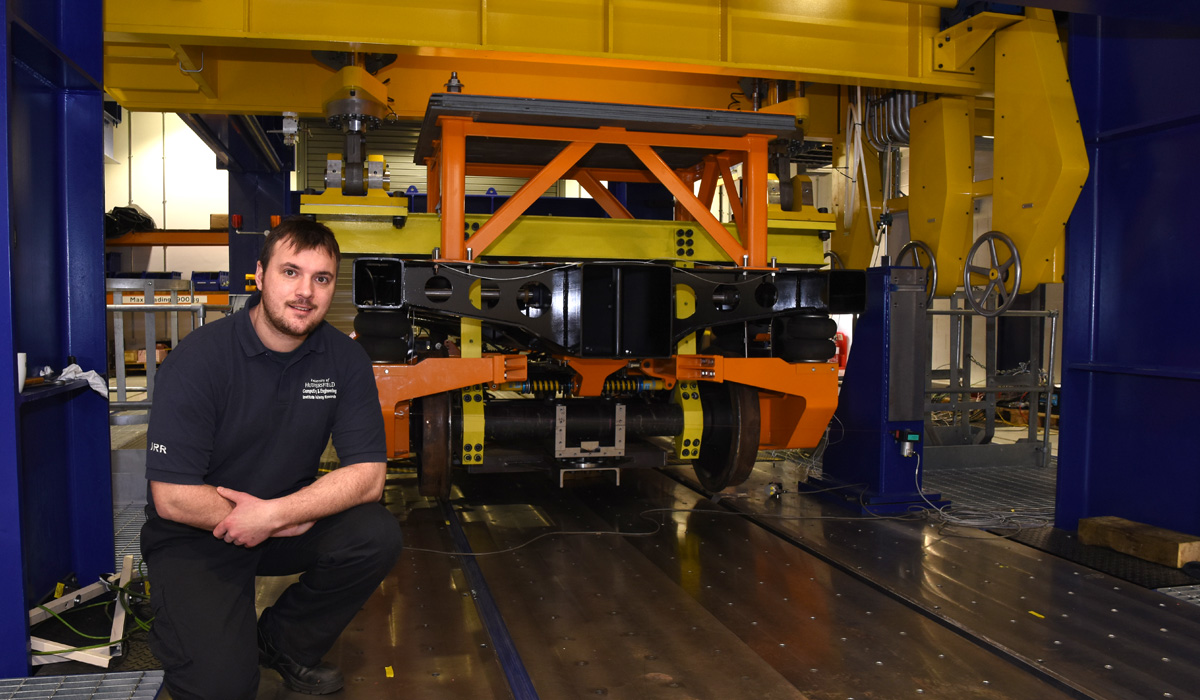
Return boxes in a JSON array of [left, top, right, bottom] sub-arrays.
[[104, 1, 995, 117], [104, 1, 1088, 302], [992, 8, 1089, 292], [907, 96, 976, 297], [317, 212, 823, 265]]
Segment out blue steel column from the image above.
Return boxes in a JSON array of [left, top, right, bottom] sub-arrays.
[[817, 266, 939, 512], [228, 172, 294, 293], [1, 0, 108, 676], [1058, 14, 1200, 532], [0, 0, 28, 678], [62, 86, 113, 585]]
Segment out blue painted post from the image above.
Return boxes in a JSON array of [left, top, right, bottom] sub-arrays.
[[0, 0, 108, 676], [0, 0, 30, 679], [816, 266, 943, 513], [1058, 14, 1200, 533]]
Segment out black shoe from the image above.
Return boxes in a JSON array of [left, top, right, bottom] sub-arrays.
[[257, 619, 344, 695]]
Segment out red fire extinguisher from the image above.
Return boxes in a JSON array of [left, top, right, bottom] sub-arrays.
[[833, 331, 850, 369]]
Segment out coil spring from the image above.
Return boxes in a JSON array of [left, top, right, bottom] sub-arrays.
[[505, 378, 664, 395], [602, 378, 647, 394], [519, 379, 568, 394]]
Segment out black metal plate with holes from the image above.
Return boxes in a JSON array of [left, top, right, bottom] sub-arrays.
[[670, 267, 866, 342], [414, 93, 800, 168], [353, 259, 867, 359]]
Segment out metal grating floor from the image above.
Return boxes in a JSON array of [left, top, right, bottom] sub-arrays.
[[921, 458, 1058, 514], [1158, 584, 1200, 605], [921, 453, 1200, 594], [0, 670, 162, 698]]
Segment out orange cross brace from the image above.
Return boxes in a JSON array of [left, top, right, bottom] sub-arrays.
[[465, 140, 596, 259], [574, 169, 634, 219], [716, 153, 745, 233], [697, 157, 719, 211], [630, 143, 747, 264]]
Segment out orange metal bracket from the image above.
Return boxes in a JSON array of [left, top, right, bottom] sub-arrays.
[[640, 355, 839, 449], [562, 357, 630, 397], [373, 355, 527, 457]]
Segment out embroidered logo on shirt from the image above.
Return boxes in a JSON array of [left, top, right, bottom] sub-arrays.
[[302, 378, 337, 400], [150, 443, 167, 454]]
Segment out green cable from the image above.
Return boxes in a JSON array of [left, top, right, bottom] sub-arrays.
[[35, 605, 112, 641], [32, 577, 157, 656]]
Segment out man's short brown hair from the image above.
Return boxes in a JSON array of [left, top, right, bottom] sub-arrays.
[[259, 217, 342, 272]]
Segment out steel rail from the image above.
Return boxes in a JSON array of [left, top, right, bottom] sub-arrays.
[[439, 499, 540, 700]]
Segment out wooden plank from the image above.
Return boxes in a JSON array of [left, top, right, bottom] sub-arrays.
[[1078, 516, 1200, 569]]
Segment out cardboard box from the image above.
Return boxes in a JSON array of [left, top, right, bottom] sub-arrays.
[[210, 214, 230, 230]]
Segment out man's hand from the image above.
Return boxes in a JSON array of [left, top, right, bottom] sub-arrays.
[[274, 521, 315, 538], [213, 487, 287, 547]]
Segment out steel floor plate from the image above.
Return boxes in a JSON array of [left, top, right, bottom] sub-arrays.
[[43, 458, 1200, 699], [678, 457, 1200, 700]]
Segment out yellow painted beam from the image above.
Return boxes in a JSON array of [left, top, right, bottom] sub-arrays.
[[104, 0, 997, 115], [327, 213, 824, 266], [169, 43, 217, 99]]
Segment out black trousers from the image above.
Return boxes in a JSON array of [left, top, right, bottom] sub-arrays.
[[140, 503, 403, 700]]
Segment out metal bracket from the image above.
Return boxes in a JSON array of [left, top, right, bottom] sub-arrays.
[[672, 380, 704, 460], [178, 50, 204, 73], [461, 385, 486, 467], [554, 403, 626, 458], [932, 12, 1021, 74]]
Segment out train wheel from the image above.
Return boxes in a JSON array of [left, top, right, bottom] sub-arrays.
[[692, 382, 760, 492], [417, 392, 454, 499]]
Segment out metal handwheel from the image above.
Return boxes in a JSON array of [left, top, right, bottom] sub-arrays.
[[824, 250, 844, 270], [963, 230, 1022, 317], [896, 239, 937, 304]]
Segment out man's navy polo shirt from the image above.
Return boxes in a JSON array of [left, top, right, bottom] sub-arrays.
[[144, 295, 385, 515]]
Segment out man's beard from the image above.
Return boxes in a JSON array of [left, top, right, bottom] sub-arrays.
[[261, 295, 322, 338]]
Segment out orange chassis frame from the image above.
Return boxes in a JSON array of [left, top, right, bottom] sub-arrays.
[[374, 355, 839, 460], [371, 105, 840, 463]]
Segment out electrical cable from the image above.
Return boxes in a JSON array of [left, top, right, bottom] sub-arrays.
[[910, 453, 1053, 537], [30, 576, 155, 656]]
